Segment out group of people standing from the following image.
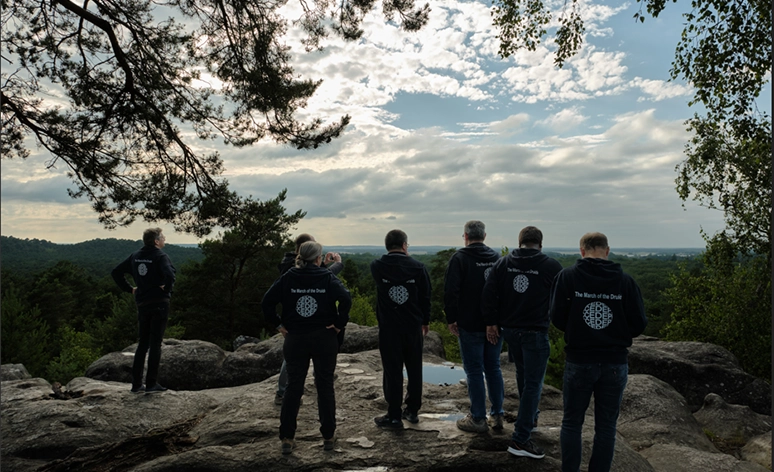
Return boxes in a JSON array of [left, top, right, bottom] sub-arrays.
[[445, 221, 647, 471], [113, 223, 646, 472]]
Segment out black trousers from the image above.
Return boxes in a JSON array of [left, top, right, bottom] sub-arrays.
[[378, 323, 424, 419], [280, 327, 339, 440], [132, 302, 169, 388]]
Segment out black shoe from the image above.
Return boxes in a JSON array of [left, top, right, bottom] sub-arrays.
[[281, 438, 295, 455], [401, 409, 419, 424], [374, 414, 403, 429], [145, 384, 168, 394], [130, 385, 145, 394], [323, 435, 336, 451], [507, 439, 545, 459]]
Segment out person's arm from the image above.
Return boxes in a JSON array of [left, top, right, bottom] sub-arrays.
[[420, 265, 432, 326], [159, 254, 176, 293], [331, 277, 351, 330], [549, 271, 570, 332], [480, 259, 500, 327], [625, 276, 648, 337], [260, 277, 284, 327], [442, 255, 461, 329], [111, 255, 134, 294]]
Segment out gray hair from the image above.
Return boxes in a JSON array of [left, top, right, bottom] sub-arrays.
[[295, 241, 323, 268], [464, 220, 486, 241]]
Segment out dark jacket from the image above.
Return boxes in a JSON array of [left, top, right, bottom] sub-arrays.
[[550, 257, 647, 364], [370, 253, 431, 327], [278, 252, 343, 276], [481, 248, 562, 331], [443, 243, 500, 332], [261, 265, 351, 333], [111, 246, 176, 306]]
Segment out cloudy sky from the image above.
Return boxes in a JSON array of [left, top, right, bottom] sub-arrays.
[[3, 0, 766, 249]]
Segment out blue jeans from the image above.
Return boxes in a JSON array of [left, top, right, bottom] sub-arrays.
[[502, 328, 549, 443], [560, 361, 628, 472], [458, 328, 504, 420]]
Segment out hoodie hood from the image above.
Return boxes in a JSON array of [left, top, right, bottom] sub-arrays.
[[371, 253, 426, 280], [458, 243, 500, 262], [506, 247, 551, 270], [574, 257, 623, 282]]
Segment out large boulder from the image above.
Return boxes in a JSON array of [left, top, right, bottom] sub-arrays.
[[693, 393, 771, 444], [741, 433, 772, 471], [618, 374, 716, 452], [639, 444, 770, 472], [1, 364, 31, 381], [628, 336, 771, 415]]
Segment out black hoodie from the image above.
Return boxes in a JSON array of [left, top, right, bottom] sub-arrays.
[[481, 248, 563, 330], [111, 246, 176, 306], [262, 265, 351, 333], [443, 243, 500, 332], [370, 253, 431, 327], [550, 257, 647, 364]]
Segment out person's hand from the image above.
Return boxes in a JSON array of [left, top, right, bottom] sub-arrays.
[[326, 324, 341, 334], [486, 325, 500, 345], [448, 322, 459, 337], [278, 325, 288, 337], [422, 325, 429, 336], [325, 252, 342, 264]]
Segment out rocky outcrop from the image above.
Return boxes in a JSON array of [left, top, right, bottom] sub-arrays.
[[0, 364, 31, 381], [84, 324, 446, 391], [3, 336, 770, 472], [628, 336, 771, 415]]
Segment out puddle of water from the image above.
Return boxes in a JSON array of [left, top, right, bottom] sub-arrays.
[[403, 363, 466, 386], [421, 412, 466, 422]]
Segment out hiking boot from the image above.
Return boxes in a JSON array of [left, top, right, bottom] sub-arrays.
[[274, 394, 283, 405], [374, 414, 403, 429], [130, 385, 145, 394], [456, 414, 488, 433], [323, 435, 336, 451], [145, 384, 168, 394], [507, 439, 545, 459], [488, 413, 504, 430], [281, 438, 295, 455], [401, 409, 419, 424]]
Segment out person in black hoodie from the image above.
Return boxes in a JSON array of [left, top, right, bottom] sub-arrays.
[[550, 232, 646, 472], [443, 220, 502, 433], [371, 229, 431, 428], [274, 233, 343, 405], [482, 226, 563, 459], [111, 228, 176, 395], [262, 241, 351, 455]]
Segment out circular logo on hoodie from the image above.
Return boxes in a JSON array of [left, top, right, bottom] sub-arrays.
[[138, 263, 148, 276], [513, 274, 529, 293], [583, 301, 613, 330], [388, 285, 409, 305], [296, 295, 318, 317], [484, 267, 492, 280]]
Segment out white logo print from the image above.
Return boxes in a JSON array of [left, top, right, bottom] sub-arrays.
[[513, 274, 529, 293], [484, 267, 492, 280], [138, 263, 148, 276], [388, 285, 409, 305], [296, 295, 318, 317], [583, 302, 613, 330]]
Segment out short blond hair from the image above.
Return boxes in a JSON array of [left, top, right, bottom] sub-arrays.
[[580, 232, 609, 251]]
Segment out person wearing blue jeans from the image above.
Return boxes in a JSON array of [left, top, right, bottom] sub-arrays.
[[482, 226, 562, 459], [444, 220, 502, 433], [550, 232, 647, 472], [501, 328, 549, 438]]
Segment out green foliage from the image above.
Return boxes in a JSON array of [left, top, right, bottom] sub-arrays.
[[86, 294, 139, 356], [663, 233, 771, 379], [1, 284, 50, 377], [428, 248, 456, 323], [545, 324, 566, 390], [45, 326, 100, 385], [429, 320, 461, 363], [347, 289, 378, 327], [2, 0, 428, 233]]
